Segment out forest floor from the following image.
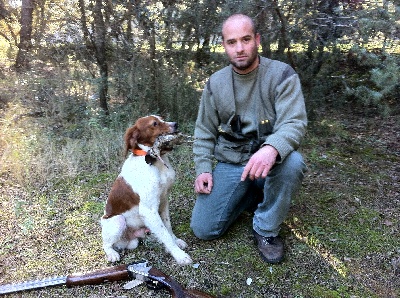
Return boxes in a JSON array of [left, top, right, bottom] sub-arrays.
[[0, 109, 399, 298]]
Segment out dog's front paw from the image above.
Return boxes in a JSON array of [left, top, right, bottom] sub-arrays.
[[105, 250, 121, 262], [173, 250, 192, 266], [126, 238, 139, 250], [175, 238, 188, 249]]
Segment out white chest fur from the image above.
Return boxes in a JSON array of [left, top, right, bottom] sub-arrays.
[[120, 154, 175, 198]]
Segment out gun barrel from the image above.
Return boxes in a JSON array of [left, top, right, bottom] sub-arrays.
[[0, 265, 132, 295], [0, 276, 67, 295]]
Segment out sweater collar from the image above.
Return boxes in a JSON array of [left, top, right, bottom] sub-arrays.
[[232, 65, 259, 81]]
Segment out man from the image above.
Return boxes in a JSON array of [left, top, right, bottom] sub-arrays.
[[190, 14, 307, 264]]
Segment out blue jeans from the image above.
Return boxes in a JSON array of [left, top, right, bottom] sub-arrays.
[[190, 151, 307, 239]]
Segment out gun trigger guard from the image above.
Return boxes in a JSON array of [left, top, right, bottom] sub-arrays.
[[145, 279, 166, 291]]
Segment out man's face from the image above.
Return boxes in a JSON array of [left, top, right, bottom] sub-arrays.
[[222, 17, 260, 74]]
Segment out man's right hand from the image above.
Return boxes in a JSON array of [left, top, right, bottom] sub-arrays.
[[194, 172, 213, 194]]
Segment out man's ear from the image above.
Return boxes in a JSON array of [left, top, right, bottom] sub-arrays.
[[255, 33, 261, 47]]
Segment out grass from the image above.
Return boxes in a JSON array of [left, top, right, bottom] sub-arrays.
[[0, 81, 399, 297]]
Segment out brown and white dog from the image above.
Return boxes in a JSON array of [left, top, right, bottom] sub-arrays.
[[101, 115, 192, 265]]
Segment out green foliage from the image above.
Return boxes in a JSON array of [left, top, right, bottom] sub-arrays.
[[3, 0, 399, 118], [108, 48, 214, 123], [336, 46, 398, 116]]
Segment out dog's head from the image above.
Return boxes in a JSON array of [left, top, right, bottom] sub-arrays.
[[124, 115, 178, 155]]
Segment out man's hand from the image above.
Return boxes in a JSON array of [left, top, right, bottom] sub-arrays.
[[241, 145, 279, 181], [194, 172, 213, 194]]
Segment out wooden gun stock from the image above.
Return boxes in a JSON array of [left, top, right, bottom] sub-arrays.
[[148, 267, 215, 298], [65, 264, 131, 287]]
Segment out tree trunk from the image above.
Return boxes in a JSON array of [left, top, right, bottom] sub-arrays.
[[93, 0, 109, 115], [149, 24, 162, 112], [15, 0, 34, 71], [255, 3, 272, 58], [272, 0, 296, 69]]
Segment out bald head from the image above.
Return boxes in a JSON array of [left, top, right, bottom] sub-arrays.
[[222, 14, 256, 41]]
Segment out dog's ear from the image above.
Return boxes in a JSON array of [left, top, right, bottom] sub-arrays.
[[124, 126, 140, 156]]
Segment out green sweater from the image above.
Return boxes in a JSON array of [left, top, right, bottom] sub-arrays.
[[193, 56, 307, 176]]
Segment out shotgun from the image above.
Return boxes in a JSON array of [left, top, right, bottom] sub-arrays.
[[0, 260, 215, 298]]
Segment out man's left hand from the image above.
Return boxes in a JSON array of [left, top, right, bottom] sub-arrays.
[[241, 145, 278, 181]]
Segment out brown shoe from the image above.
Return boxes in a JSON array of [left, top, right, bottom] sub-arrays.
[[253, 229, 284, 264]]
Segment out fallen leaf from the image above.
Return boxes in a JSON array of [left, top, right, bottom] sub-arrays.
[[383, 220, 393, 226]]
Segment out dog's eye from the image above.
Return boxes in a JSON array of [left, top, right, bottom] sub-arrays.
[[153, 121, 158, 127]]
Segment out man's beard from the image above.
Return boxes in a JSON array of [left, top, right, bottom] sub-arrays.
[[230, 49, 259, 71]]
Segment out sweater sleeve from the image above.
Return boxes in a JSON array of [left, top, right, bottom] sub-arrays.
[[193, 83, 220, 176], [264, 72, 307, 161]]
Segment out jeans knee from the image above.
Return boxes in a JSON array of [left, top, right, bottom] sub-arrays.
[[190, 219, 222, 241], [280, 151, 307, 178]]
